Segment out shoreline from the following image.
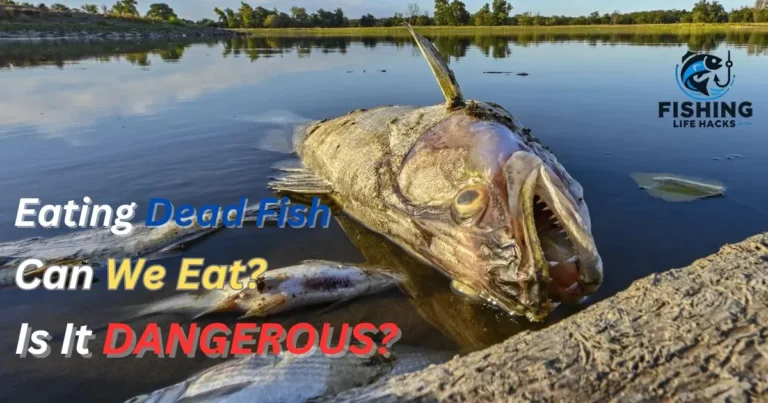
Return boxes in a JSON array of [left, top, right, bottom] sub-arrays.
[[0, 28, 237, 39], [2, 22, 768, 40], [237, 23, 768, 36], [321, 232, 768, 401]]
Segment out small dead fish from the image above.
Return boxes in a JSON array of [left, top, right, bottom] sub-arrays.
[[134, 260, 396, 319], [0, 207, 265, 288], [631, 173, 726, 202], [126, 346, 452, 403]]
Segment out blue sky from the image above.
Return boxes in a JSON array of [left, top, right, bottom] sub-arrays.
[[55, 0, 753, 21]]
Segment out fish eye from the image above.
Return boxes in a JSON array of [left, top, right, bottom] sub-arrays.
[[452, 184, 489, 223]]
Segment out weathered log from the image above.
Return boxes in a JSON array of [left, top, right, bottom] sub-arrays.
[[322, 233, 768, 402]]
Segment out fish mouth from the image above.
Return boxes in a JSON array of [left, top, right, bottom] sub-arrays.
[[492, 151, 603, 320], [522, 161, 603, 302]]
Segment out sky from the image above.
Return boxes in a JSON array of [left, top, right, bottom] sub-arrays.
[[54, 0, 753, 21]]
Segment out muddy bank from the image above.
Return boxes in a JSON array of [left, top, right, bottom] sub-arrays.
[[323, 232, 768, 402]]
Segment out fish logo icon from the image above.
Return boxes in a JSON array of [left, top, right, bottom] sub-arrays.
[[675, 50, 735, 100]]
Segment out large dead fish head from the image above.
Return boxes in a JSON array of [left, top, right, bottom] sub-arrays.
[[396, 108, 602, 321]]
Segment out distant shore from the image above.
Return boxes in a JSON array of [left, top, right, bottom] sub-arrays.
[[0, 24, 235, 39], [237, 23, 768, 37], [3, 22, 768, 40], [0, 4, 235, 39]]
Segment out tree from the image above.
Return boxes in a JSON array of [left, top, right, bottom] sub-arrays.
[[517, 11, 533, 26], [264, 13, 286, 28], [360, 13, 376, 27], [491, 0, 511, 25], [213, 7, 228, 26], [473, 3, 492, 26], [50, 3, 70, 12], [81, 4, 99, 13], [238, 2, 254, 27], [434, 0, 451, 25], [333, 7, 346, 26], [729, 6, 753, 22], [692, 0, 727, 23], [253, 6, 269, 27], [588, 11, 600, 24], [416, 12, 431, 25], [224, 7, 239, 27], [110, 0, 138, 16], [407, 3, 420, 23], [757, 0, 767, 22], [290, 6, 309, 26], [146, 3, 176, 20], [448, 0, 470, 25]]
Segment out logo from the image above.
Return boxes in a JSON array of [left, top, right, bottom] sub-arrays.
[[659, 50, 752, 129], [675, 50, 734, 101]]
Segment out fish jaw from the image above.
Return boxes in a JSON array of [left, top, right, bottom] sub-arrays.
[[491, 151, 603, 319]]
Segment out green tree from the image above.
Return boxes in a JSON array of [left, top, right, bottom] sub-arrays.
[[238, 2, 254, 27], [110, 0, 138, 16], [359, 13, 375, 27], [757, 0, 767, 22], [448, 0, 469, 25], [729, 6, 753, 22], [213, 7, 228, 26], [416, 12, 431, 25], [50, 3, 70, 11], [146, 3, 176, 20], [81, 4, 99, 13], [588, 11, 600, 24], [224, 7, 240, 27], [264, 12, 286, 27], [473, 3, 492, 26], [517, 11, 533, 26], [290, 6, 309, 26], [491, 0, 511, 25], [434, 0, 450, 25], [692, 0, 727, 22]]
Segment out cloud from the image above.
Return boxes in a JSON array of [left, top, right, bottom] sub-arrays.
[[0, 45, 343, 142]]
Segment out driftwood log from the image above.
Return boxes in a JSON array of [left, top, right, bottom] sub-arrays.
[[323, 233, 768, 402]]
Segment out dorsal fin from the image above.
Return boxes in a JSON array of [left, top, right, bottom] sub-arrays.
[[405, 24, 464, 108]]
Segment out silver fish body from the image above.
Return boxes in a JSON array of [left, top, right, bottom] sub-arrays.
[[126, 347, 452, 403], [135, 260, 396, 319]]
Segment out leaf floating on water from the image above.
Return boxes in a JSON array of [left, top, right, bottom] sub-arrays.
[[631, 173, 726, 202]]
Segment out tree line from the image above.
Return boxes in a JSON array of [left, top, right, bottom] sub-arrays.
[[0, 0, 181, 22], [2, 0, 767, 27]]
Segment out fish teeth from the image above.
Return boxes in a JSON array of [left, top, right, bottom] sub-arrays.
[[542, 206, 551, 211]]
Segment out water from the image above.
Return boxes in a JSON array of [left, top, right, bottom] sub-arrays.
[[1, 32, 767, 401]]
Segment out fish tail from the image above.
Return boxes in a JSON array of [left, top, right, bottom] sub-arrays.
[[131, 290, 235, 321]]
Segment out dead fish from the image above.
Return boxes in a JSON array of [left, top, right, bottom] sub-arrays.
[[134, 260, 396, 319], [125, 346, 452, 403], [631, 173, 726, 202], [268, 25, 603, 322], [0, 207, 264, 288]]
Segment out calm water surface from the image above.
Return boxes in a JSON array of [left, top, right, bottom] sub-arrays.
[[0, 32, 767, 401]]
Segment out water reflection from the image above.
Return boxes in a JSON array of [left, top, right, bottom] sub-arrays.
[[2, 30, 767, 70]]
